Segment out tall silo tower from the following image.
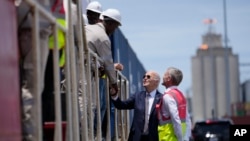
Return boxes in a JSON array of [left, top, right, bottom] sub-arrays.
[[191, 19, 240, 122]]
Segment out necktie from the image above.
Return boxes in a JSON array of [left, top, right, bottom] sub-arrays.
[[143, 94, 149, 133]]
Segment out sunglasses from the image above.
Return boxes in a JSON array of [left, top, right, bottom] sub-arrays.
[[143, 75, 151, 79]]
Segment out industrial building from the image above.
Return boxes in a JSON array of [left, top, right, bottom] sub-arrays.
[[191, 25, 240, 122]]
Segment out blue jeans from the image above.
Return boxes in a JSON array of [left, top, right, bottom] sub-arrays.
[[99, 78, 115, 139], [110, 101, 115, 138], [94, 78, 106, 135], [99, 78, 106, 123]]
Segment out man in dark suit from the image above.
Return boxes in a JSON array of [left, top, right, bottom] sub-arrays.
[[110, 70, 162, 141]]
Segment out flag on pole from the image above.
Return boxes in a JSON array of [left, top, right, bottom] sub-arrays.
[[203, 18, 217, 24]]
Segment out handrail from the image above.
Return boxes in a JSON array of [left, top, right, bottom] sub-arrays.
[[19, 0, 130, 141]]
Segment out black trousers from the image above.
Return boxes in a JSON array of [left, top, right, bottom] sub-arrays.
[[140, 133, 149, 141]]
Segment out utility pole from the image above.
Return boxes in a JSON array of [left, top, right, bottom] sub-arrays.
[[223, 0, 231, 116]]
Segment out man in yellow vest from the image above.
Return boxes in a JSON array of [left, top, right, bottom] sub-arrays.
[[42, 0, 66, 124], [157, 67, 191, 141], [41, 1, 67, 140]]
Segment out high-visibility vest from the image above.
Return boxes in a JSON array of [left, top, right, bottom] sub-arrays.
[[49, 0, 66, 67], [156, 89, 187, 141]]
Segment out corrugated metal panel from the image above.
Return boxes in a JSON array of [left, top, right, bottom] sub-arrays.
[[0, 1, 22, 141], [111, 28, 147, 126], [111, 28, 146, 94]]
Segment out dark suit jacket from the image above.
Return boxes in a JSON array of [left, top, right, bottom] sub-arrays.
[[112, 90, 162, 141]]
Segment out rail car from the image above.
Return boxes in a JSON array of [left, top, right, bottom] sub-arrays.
[[0, 0, 146, 141], [111, 29, 146, 96]]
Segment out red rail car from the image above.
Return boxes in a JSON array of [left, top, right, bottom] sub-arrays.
[[0, 0, 22, 141]]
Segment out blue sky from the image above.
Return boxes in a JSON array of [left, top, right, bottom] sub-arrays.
[[89, 0, 250, 94]]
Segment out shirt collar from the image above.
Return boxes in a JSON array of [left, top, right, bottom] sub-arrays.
[[165, 85, 178, 93], [147, 89, 157, 98]]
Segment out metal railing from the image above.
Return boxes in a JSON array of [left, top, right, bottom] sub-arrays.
[[19, 0, 130, 141]]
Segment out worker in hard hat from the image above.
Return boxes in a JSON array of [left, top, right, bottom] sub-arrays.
[[84, 8, 123, 139], [99, 10, 124, 140], [86, 1, 102, 24]]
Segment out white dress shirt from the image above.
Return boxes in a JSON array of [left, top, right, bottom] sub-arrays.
[[146, 89, 156, 120]]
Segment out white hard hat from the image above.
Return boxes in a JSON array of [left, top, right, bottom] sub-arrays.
[[102, 9, 122, 25], [86, 1, 102, 14]]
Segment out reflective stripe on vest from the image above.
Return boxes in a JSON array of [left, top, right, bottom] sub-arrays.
[[157, 89, 187, 125]]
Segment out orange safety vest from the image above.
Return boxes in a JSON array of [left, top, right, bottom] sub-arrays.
[[157, 89, 186, 123], [156, 89, 187, 141]]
